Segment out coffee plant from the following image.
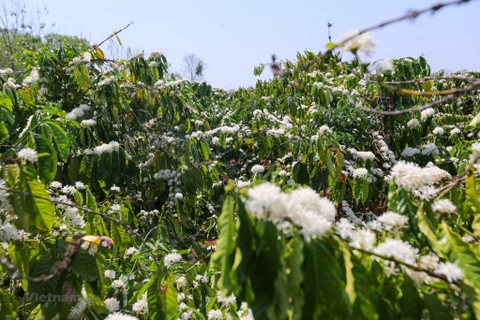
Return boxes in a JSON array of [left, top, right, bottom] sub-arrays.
[[1, 1, 480, 319]]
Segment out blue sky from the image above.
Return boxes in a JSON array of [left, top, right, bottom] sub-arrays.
[[38, 0, 479, 89]]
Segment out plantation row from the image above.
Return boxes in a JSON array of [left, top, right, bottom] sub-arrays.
[[0, 28, 480, 319]]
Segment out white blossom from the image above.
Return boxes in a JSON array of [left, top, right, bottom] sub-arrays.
[[352, 168, 369, 178], [435, 261, 463, 282], [375, 239, 418, 265], [318, 125, 332, 136], [104, 270, 116, 279], [432, 127, 444, 135], [401, 147, 420, 157], [376, 211, 408, 231], [207, 310, 223, 320], [349, 229, 376, 251], [375, 59, 393, 73], [111, 280, 125, 289], [132, 293, 148, 314], [104, 297, 120, 313], [251, 164, 265, 174], [175, 193, 184, 200], [80, 119, 96, 127], [421, 108, 435, 121], [356, 151, 375, 161], [407, 119, 420, 128], [335, 218, 355, 239], [245, 183, 336, 241], [450, 128, 461, 136], [104, 313, 139, 320], [432, 199, 456, 214], [164, 253, 182, 267], [338, 29, 376, 55], [18, 148, 38, 163]]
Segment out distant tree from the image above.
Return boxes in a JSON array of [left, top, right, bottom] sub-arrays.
[[0, 0, 47, 70], [43, 33, 88, 47], [0, 0, 88, 71], [181, 53, 207, 82]]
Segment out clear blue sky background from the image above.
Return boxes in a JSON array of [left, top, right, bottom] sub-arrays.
[[37, 0, 479, 89]]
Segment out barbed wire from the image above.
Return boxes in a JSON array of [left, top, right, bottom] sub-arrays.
[[273, 0, 476, 77]]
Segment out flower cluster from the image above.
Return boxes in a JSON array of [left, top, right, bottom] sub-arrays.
[[66, 104, 90, 120], [245, 183, 336, 241]]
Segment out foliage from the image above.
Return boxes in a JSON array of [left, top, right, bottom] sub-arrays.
[[0, 22, 479, 320]]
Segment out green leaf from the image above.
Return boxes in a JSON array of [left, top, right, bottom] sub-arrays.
[[232, 199, 255, 288], [0, 121, 8, 144], [292, 162, 309, 185], [249, 221, 284, 319], [0, 288, 18, 318], [45, 121, 70, 161], [70, 250, 98, 282], [147, 275, 166, 320], [73, 65, 91, 91], [28, 253, 58, 294], [32, 132, 57, 184], [361, 179, 369, 204], [211, 196, 237, 292], [469, 111, 480, 127], [302, 240, 349, 318], [416, 202, 442, 255], [285, 235, 304, 320], [85, 186, 98, 211], [342, 245, 378, 320], [437, 222, 480, 317], [162, 273, 178, 320], [8, 166, 55, 231], [198, 139, 210, 160], [182, 166, 204, 195], [399, 274, 422, 319], [424, 294, 453, 320]]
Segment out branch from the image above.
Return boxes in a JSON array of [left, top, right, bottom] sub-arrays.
[[0, 233, 83, 283], [352, 245, 458, 285], [376, 81, 480, 97], [336, 237, 459, 285], [380, 75, 479, 85], [0, 186, 142, 240], [90, 21, 134, 51], [346, 91, 462, 116], [434, 176, 468, 200]]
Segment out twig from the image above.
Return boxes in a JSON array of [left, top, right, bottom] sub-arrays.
[[354, 246, 457, 284], [90, 21, 134, 51], [434, 176, 468, 200], [339, 239, 458, 285], [434, 153, 480, 199], [0, 186, 142, 240]]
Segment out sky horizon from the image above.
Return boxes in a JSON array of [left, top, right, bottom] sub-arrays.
[[33, 0, 480, 89]]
